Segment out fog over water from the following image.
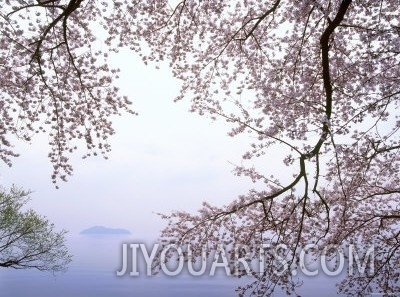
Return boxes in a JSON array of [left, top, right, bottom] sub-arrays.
[[0, 234, 348, 297]]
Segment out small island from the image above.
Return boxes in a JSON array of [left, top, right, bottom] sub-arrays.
[[80, 226, 131, 235]]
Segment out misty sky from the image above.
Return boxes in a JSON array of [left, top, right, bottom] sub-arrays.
[[0, 49, 257, 239], [0, 39, 345, 297]]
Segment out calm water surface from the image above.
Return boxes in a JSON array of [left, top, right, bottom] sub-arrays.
[[0, 234, 344, 297]]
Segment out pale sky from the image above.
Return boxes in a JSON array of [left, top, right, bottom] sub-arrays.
[[0, 49, 255, 239]]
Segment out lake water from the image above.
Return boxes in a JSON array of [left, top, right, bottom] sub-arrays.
[[0, 234, 348, 297]]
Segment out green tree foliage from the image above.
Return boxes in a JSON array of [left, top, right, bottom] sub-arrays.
[[0, 186, 71, 272]]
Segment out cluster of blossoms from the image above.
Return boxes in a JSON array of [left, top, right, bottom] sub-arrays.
[[0, 1, 135, 184], [127, 0, 399, 295]]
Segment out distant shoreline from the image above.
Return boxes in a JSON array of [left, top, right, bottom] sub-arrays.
[[80, 226, 131, 235]]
